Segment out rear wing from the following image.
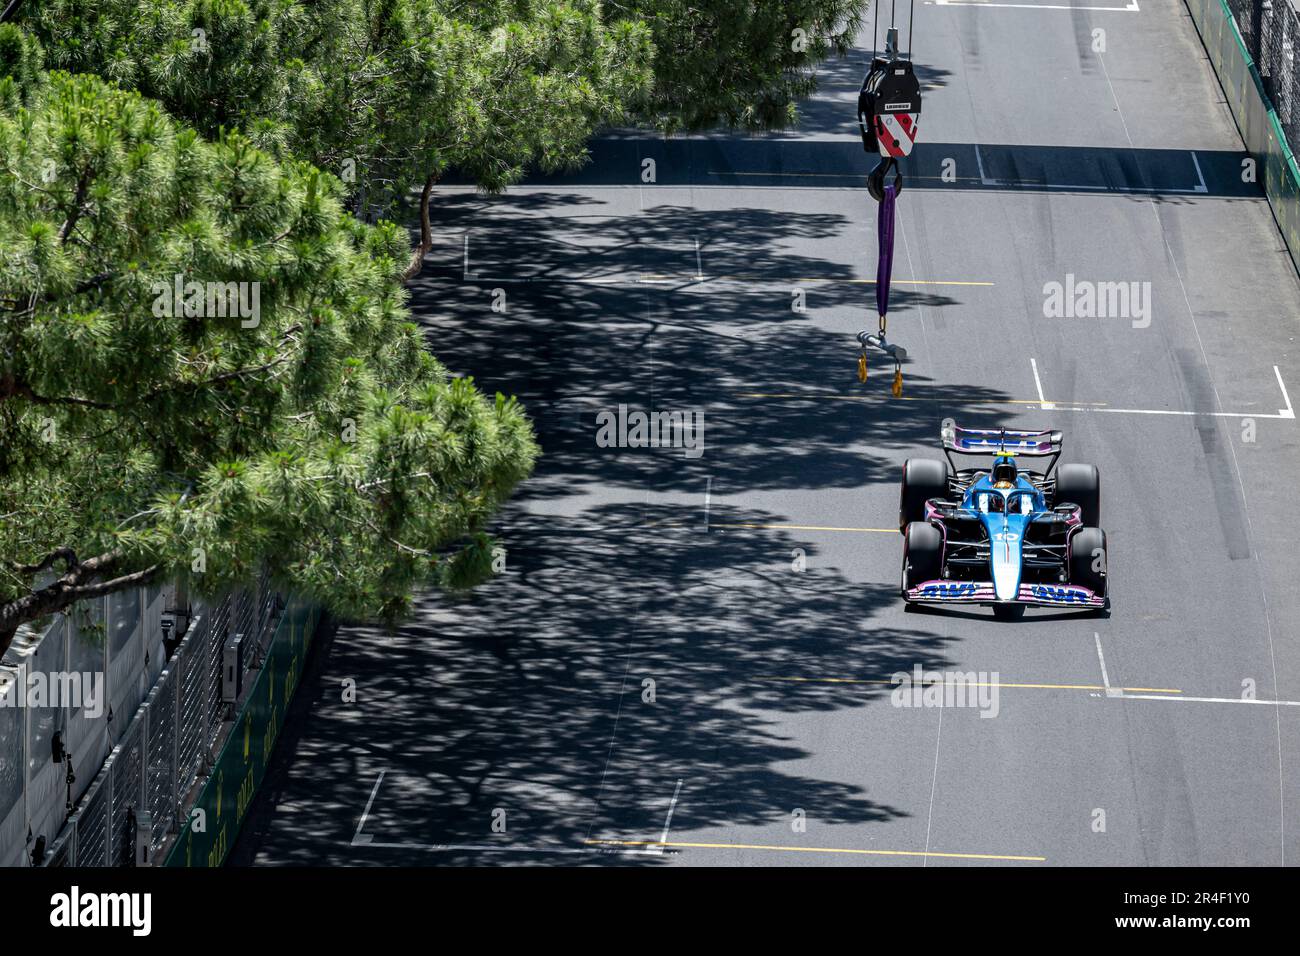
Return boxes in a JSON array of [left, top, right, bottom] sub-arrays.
[[941, 424, 1062, 473]]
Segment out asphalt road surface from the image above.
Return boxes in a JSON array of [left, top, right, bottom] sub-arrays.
[[231, 0, 1300, 866]]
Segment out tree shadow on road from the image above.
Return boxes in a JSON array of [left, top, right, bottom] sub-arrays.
[[234, 503, 964, 866], [234, 184, 1022, 867], [406, 191, 1019, 501]]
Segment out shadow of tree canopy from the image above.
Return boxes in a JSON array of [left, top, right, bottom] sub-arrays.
[[233, 183, 1023, 867], [234, 504, 965, 866], [405, 192, 1023, 500]]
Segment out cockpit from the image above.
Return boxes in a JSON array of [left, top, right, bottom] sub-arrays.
[[974, 490, 1036, 515]]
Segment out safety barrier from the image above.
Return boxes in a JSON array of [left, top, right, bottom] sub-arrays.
[[1186, 0, 1300, 272], [1226, 0, 1300, 153], [0, 584, 166, 867], [164, 597, 319, 867], [0, 573, 289, 866]]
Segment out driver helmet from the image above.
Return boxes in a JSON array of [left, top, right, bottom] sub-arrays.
[[991, 456, 1017, 489]]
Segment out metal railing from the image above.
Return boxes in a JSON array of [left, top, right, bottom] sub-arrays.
[[2, 572, 284, 867], [1228, 0, 1300, 149]]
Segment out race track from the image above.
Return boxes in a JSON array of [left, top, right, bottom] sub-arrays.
[[231, 0, 1300, 867]]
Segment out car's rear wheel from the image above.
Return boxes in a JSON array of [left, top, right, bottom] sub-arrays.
[[901, 521, 943, 594], [899, 458, 951, 533], [1069, 526, 1107, 597], [1056, 463, 1100, 527]]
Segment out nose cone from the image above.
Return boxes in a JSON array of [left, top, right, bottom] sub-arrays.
[[986, 513, 1024, 601]]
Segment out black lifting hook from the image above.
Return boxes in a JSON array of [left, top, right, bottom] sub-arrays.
[[867, 156, 904, 203], [858, 15, 923, 203]]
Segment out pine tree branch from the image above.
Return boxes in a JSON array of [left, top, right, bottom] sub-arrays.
[[57, 169, 94, 245], [0, 326, 303, 411], [0, 549, 160, 657], [9, 547, 78, 576], [0, 374, 114, 410]]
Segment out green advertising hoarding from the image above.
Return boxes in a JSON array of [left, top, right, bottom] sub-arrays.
[[165, 599, 320, 867]]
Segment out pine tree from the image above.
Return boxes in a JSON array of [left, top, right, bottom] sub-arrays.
[[0, 66, 538, 653], [610, 0, 867, 132], [18, 0, 655, 232], [0, 1, 872, 650]]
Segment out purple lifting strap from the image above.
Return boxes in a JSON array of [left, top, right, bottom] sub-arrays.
[[875, 182, 896, 320]]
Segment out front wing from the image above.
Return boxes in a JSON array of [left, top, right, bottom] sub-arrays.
[[905, 579, 1105, 608]]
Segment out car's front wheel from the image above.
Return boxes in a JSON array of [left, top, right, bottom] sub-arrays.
[[1069, 526, 1108, 597], [902, 521, 943, 595]]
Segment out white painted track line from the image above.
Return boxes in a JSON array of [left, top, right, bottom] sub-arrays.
[[643, 779, 685, 856], [1051, 405, 1296, 420], [1095, 633, 1123, 699], [1190, 151, 1208, 194], [1122, 694, 1300, 707], [661, 780, 684, 844], [1274, 365, 1295, 418], [1031, 358, 1055, 410], [352, 771, 386, 845], [933, 0, 1139, 10]]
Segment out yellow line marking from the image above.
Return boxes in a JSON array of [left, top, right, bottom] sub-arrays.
[[585, 839, 1045, 862], [711, 522, 896, 533], [735, 391, 1109, 407], [761, 676, 1183, 694], [706, 170, 878, 179], [639, 275, 995, 287], [479, 273, 993, 287], [639, 516, 685, 529], [791, 278, 995, 286]]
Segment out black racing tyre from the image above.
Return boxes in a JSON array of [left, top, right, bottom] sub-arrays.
[[1068, 527, 1108, 597], [901, 521, 943, 594], [899, 458, 951, 533], [1056, 463, 1101, 528]]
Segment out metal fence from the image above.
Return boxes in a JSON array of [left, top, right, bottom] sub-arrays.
[[1228, 0, 1300, 149], [1, 572, 284, 867]]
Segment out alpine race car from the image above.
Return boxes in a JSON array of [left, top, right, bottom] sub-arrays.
[[899, 424, 1108, 619]]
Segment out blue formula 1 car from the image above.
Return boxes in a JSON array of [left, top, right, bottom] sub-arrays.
[[899, 424, 1108, 619]]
